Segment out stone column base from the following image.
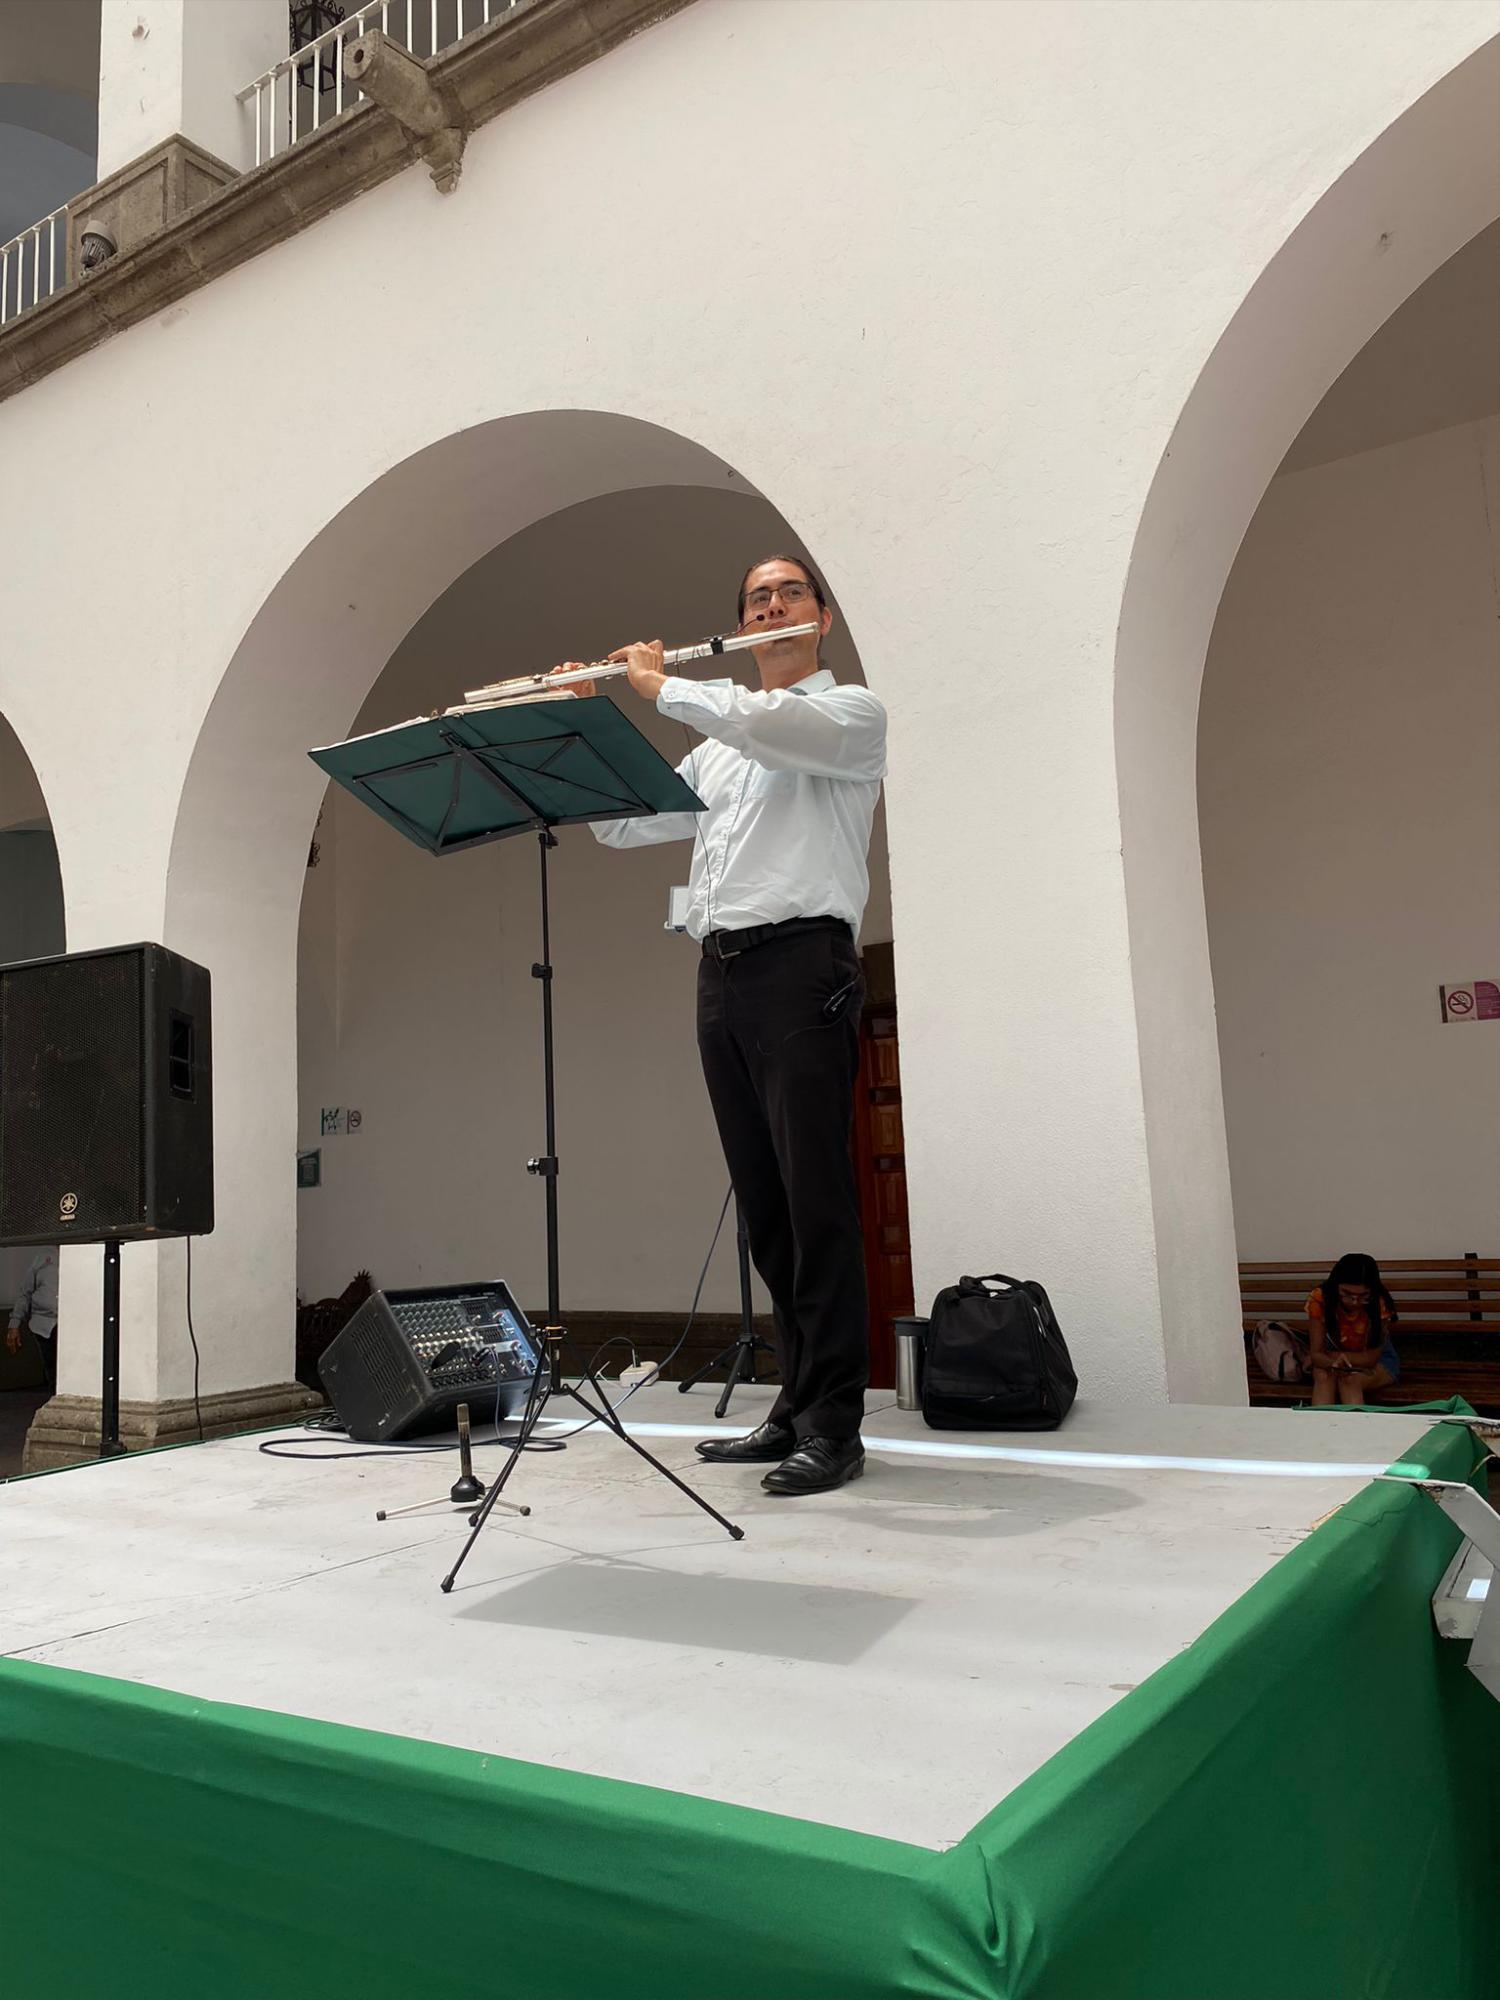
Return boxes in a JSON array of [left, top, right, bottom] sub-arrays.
[[22, 1381, 324, 1473]]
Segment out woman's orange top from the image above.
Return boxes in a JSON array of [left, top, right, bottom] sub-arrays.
[[1305, 1288, 1395, 1354]]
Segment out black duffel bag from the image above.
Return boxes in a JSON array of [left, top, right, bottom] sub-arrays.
[[920, 1273, 1078, 1431]]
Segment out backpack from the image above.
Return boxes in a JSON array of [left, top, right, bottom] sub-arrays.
[[1249, 1319, 1307, 1383], [920, 1273, 1078, 1431]]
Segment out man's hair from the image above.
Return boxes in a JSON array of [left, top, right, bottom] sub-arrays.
[[737, 554, 828, 625]]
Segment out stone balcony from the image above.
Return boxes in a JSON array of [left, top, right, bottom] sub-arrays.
[[0, 0, 693, 406]]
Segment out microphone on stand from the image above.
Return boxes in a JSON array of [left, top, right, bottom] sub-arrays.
[[449, 1401, 485, 1506]]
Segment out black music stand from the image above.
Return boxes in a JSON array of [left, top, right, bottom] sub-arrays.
[[310, 696, 746, 1587]]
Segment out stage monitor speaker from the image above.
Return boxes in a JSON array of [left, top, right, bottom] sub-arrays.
[[320, 1281, 541, 1442], [0, 943, 214, 1247]]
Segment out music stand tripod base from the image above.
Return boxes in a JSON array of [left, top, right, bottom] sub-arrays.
[[441, 1330, 744, 1591]]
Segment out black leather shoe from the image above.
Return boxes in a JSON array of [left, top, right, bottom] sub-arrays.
[[761, 1436, 865, 1495], [695, 1419, 797, 1464]]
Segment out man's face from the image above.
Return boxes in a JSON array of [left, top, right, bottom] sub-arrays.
[[739, 562, 833, 650]]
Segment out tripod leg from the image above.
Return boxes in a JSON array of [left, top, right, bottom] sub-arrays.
[[735, 1200, 758, 1384], [713, 1335, 755, 1421], [570, 1371, 744, 1541], [679, 1198, 770, 1415], [678, 1335, 745, 1394]]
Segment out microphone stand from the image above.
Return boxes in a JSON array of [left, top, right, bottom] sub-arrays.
[[375, 1403, 532, 1522]]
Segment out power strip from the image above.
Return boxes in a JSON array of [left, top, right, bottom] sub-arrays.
[[615, 1359, 661, 1397]]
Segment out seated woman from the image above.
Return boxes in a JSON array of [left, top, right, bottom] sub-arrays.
[[1306, 1253, 1399, 1406]]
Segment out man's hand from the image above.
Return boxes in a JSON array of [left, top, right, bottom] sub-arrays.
[[549, 661, 597, 699], [607, 640, 667, 702], [5, 1324, 22, 1354]]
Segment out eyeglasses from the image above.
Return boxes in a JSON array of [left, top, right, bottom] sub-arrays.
[[743, 580, 817, 613]]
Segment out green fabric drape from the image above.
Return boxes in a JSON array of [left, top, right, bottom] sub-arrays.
[[2, 1421, 1494, 1999]]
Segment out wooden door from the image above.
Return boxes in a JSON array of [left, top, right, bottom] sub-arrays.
[[852, 999, 914, 1387]]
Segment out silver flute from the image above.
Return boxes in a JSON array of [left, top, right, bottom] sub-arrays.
[[454, 622, 821, 711]]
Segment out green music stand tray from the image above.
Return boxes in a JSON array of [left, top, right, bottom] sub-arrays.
[[309, 696, 743, 1581], [308, 695, 702, 858]]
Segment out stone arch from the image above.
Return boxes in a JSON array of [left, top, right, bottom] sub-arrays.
[[163, 409, 867, 1399], [1113, 38, 1500, 1394]]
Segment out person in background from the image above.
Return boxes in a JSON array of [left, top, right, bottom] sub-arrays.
[[6, 1247, 58, 1390], [1306, 1252, 1399, 1406]]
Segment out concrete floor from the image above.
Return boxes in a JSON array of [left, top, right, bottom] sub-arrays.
[[1, 1385, 1442, 1850]]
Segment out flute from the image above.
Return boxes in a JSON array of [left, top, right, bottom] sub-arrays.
[[452, 622, 821, 712]]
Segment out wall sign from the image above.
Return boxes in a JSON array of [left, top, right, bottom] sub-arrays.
[[297, 1149, 321, 1189], [1439, 981, 1500, 1023]]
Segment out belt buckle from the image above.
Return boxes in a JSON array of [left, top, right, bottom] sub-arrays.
[[709, 928, 747, 961]]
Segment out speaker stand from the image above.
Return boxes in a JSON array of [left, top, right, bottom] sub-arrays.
[[101, 1241, 124, 1458]]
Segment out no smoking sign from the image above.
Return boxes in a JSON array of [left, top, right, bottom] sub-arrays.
[[1440, 980, 1500, 1024]]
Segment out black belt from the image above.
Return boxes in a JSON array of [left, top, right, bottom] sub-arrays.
[[701, 915, 850, 961]]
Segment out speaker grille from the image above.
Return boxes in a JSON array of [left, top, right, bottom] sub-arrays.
[[350, 1299, 412, 1413], [0, 944, 211, 1246], [0, 956, 144, 1241]]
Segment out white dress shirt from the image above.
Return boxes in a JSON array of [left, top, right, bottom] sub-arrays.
[[590, 668, 887, 941]]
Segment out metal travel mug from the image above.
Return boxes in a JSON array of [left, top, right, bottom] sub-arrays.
[[893, 1316, 928, 1411]]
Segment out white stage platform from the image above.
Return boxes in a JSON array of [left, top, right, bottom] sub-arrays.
[[1, 1386, 1439, 1850]]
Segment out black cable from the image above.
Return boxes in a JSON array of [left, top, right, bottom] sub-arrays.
[[184, 1237, 205, 1442], [579, 1332, 639, 1379], [256, 1425, 565, 1463]]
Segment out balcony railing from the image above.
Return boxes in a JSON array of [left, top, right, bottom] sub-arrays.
[[239, 0, 520, 167], [0, 207, 68, 327]]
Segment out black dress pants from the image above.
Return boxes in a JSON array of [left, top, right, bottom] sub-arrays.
[[696, 923, 869, 1442]]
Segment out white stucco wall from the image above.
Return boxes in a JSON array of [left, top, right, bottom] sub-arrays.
[[96, 0, 282, 179], [1201, 416, 1500, 1255], [0, 0, 1496, 1410]]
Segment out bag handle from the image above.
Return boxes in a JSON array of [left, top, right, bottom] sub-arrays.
[[960, 1273, 1025, 1293]]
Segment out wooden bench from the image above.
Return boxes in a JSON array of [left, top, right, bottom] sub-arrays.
[[1242, 1256, 1500, 1415]]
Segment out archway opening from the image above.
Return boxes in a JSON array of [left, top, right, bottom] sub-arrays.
[[168, 411, 902, 1408], [1202, 219, 1500, 1251], [1198, 219, 1499, 1378], [0, 707, 65, 1463], [1114, 37, 1500, 1402]]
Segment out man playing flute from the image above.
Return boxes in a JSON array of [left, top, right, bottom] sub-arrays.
[[555, 557, 887, 1495]]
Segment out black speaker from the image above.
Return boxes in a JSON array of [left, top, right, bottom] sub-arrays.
[[320, 1281, 541, 1442], [0, 943, 214, 1247]]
